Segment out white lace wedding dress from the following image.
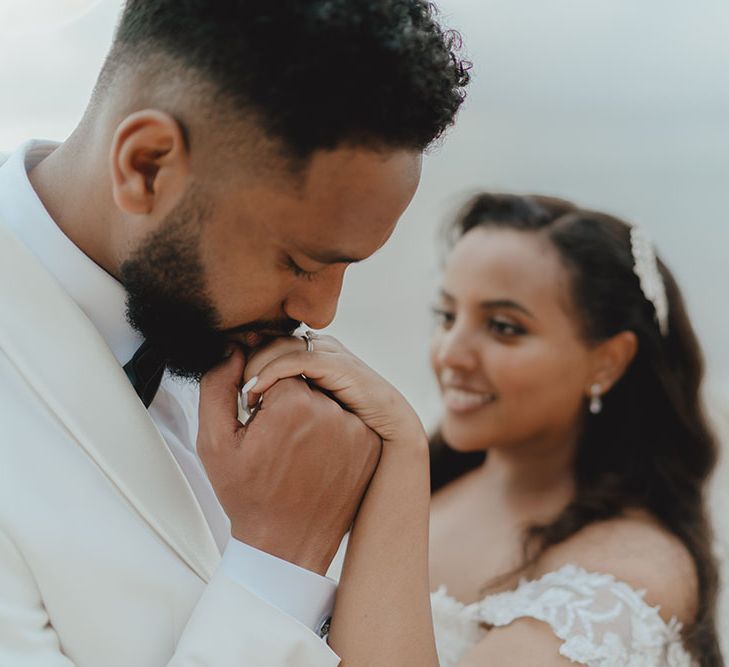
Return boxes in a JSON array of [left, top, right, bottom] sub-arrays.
[[431, 564, 694, 666]]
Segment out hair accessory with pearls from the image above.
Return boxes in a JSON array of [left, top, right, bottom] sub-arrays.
[[630, 225, 669, 337]]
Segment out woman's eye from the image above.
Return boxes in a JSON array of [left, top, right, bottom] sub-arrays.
[[285, 256, 318, 281], [489, 317, 525, 338], [432, 307, 455, 328]]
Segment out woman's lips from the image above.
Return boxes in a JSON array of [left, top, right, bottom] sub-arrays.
[[442, 387, 496, 413]]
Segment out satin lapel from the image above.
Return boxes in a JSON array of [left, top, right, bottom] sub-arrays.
[[0, 224, 220, 581]]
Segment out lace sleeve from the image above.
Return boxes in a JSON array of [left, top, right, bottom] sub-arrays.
[[476, 564, 693, 667]]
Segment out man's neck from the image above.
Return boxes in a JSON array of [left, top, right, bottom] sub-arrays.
[[28, 126, 119, 279]]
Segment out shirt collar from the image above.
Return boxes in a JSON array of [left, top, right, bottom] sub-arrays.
[[0, 139, 142, 365]]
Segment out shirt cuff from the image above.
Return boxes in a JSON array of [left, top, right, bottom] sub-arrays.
[[221, 538, 336, 636]]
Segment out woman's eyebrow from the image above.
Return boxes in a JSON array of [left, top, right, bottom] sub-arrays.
[[438, 289, 454, 302], [480, 299, 535, 319], [438, 291, 535, 319]]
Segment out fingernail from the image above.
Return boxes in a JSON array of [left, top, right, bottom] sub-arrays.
[[241, 376, 258, 393], [224, 344, 235, 358]]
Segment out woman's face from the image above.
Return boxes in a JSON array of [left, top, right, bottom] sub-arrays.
[[430, 226, 596, 453]]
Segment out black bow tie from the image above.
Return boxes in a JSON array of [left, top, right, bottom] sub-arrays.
[[123, 340, 166, 408]]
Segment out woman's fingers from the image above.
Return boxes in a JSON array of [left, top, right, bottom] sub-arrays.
[[249, 349, 417, 442], [243, 334, 340, 384], [251, 350, 356, 397], [245, 334, 425, 445]]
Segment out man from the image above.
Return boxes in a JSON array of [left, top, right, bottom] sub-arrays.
[[0, 1, 468, 664]]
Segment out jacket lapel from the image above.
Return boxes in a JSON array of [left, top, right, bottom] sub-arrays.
[[0, 223, 220, 581]]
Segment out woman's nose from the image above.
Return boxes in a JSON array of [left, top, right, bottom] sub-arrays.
[[435, 323, 479, 372]]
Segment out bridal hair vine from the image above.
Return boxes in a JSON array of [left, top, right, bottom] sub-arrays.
[[630, 225, 669, 336]]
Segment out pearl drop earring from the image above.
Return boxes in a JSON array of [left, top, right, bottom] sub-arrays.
[[589, 384, 603, 415]]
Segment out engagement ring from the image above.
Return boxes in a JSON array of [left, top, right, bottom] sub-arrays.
[[303, 329, 318, 353]]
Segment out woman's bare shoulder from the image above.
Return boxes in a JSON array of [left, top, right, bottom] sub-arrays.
[[532, 510, 698, 625]]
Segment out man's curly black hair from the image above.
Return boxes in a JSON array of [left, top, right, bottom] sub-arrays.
[[104, 0, 470, 158]]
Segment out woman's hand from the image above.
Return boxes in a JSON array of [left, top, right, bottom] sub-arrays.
[[243, 334, 427, 447], [244, 334, 438, 667]]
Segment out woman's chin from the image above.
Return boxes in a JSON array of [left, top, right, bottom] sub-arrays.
[[441, 421, 492, 453]]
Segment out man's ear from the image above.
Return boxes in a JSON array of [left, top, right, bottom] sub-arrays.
[[110, 109, 190, 216], [587, 330, 639, 396]]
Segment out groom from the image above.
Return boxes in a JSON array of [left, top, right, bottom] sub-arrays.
[[0, 1, 467, 665]]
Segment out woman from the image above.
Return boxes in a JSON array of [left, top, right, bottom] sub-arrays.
[[242, 193, 721, 666], [426, 194, 721, 665]]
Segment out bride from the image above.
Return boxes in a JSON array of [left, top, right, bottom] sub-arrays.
[[242, 193, 722, 666]]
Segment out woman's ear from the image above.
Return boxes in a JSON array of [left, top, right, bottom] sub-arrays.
[[110, 109, 190, 216], [588, 330, 639, 395]]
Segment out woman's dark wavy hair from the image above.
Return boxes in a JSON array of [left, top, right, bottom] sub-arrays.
[[429, 193, 722, 664]]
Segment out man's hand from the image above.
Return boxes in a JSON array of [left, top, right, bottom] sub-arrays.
[[198, 348, 381, 575]]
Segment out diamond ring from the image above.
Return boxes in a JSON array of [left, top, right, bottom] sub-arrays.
[[303, 329, 318, 353]]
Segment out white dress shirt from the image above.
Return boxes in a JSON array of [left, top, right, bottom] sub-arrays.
[[0, 139, 336, 635]]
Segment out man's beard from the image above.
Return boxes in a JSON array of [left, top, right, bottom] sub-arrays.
[[119, 189, 298, 381]]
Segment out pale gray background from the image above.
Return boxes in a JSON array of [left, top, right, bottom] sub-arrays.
[[2, 0, 728, 648]]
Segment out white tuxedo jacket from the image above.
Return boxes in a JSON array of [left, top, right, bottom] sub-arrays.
[[0, 190, 339, 664]]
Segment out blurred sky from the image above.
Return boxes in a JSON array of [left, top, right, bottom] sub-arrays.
[[2, 0, 729, 645]]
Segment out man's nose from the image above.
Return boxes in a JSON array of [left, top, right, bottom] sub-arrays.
[[283, 266, 346, 330]]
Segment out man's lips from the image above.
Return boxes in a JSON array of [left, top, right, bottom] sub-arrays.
[[241, 332, 265, 348], [228, 331, 289, 349]]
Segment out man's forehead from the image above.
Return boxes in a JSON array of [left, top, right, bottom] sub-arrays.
[[287, 212, 397, 264], [236, 146, 419, 260], [302, 148, 421, 211]]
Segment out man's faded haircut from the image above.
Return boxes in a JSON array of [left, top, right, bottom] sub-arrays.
[[97, 0, 470, 159]]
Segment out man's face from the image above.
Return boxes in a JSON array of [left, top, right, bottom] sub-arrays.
[[121, 147, 422, 379]]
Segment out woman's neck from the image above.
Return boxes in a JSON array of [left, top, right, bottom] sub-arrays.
[[477, 428, 579, 519]]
